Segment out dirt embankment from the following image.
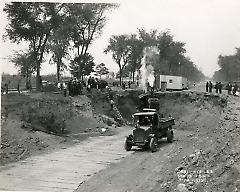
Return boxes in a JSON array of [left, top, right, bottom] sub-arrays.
[[0, 91, 118, 165], [75, 92, 240, 192]]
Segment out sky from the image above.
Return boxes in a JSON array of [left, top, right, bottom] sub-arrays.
[[1, 0, 240, 77]]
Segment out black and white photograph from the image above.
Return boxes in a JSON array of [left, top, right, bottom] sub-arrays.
[[0, 0, 240, 191]]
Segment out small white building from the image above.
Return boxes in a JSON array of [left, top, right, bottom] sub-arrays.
[[155, 75, 188, 91]]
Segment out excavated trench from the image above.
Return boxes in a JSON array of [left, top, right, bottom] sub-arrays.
[[76, 91, 240, 192], [115, 90, 226, 124]]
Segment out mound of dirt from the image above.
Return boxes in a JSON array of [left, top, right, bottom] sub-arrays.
[[1, 114, 66, 165], [88, 88, 126, 125], [156, 92, 227, 132], [158, 96, 240, 192], [0, 92, 118, 165], [115, 90, 143, 120], [113, 90, 227, 122]]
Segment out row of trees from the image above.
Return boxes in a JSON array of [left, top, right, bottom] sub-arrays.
[[213, 48, 240, 82], [105, 29, 205, 85], [4, 2, 204, 90], [4, 2, 117, 90]]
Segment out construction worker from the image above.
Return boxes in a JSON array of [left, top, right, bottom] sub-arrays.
[[63, 82, 67, 97], [219, 82, 223, 94], [17, 82, 20, 94], [4, 83, 8, 94], [227, 82, 232, 95], [209, 81, 213, 93], [233, 82, 238, 95], [110, 99, 114, 110]]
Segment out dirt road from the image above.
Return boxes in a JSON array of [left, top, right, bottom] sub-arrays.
[[0, 127, 132, 192], [75, 129, 195, 192]]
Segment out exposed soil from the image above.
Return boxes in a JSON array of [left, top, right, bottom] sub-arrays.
[[75, 92, 240, 192], [1, 89, 240, 192], [0, 91, 118, 165]]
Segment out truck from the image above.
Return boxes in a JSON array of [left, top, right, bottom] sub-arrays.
[[155, 75, 188, 91], [125, 96, 175, 152], [125, 108, 175, 152]]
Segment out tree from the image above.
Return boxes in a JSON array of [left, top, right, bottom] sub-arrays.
[[69, 53, 95, 79], [107, 71, 115, 79], [3, 2, 65, 90], [66, 3, 118, 78], [116, 65, 131, 79], [9, 51, 36, 89], [95, 63, 109, 79], [48, 25, 70, 82], [157, 31, 186, 75], [138, 28, 158, 47], [127, 34, 144, 83], [180, 57, 205, 82], [214, 48, 240, 82], [104, 35, 131, 85], [136, 29, 204, 82]]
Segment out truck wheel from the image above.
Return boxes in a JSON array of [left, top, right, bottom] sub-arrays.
[[142, 143, 150, 150], [124, 138, 132, 151], [167, 129, 174, 143], [150, 137, 157, 152]]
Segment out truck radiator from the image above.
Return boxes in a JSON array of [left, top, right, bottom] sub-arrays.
[[133, 129, 146, 142]]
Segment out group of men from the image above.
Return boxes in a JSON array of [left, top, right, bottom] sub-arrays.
[[206, 81, 239, 95], [123, 81, 132, 89], [87, 77, 108, 90], [206, 81, 223, 93], [226, 82, 239, 95], [67, 79, 85, 97], [214, 82, 223, 94]]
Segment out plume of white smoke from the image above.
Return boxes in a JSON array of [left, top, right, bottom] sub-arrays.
[[140, 46, 159, 92]]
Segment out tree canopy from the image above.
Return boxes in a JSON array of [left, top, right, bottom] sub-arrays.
[[104, 34, 132, 85], [95, 63, 109, 79], [4, 2, 118, 87], [4, 2, 66, 90], [213, 48, 240, 82], [65, 3, 118, 79], [8, 51, 36, 89], [105, 29, 204, 84]]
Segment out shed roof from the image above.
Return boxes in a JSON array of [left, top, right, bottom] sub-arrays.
[[134, 112, 156, 116]]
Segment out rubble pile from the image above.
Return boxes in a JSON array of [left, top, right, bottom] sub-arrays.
[[174, 149, 214, 191], [159, 96, 240, 192]]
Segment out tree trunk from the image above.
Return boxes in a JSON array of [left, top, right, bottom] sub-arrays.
[[26, 65, 29, 89], [29, 74, 32, 90], [35, 33, 49, 91], [119, 68, 122, 86], [25, 77, 28, 90], [36, 62, 41, 91], [132, 71, 135, 83], [57, 63, 60, 82]]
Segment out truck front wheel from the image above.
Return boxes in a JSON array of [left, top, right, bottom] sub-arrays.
[[149, 137, 157, 152], [124, 137, 132, 151]]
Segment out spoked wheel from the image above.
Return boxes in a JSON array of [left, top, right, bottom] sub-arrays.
[[166, 128, 174, 143], [124, 137, 132, 151], [149, 137, 157, 152]]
